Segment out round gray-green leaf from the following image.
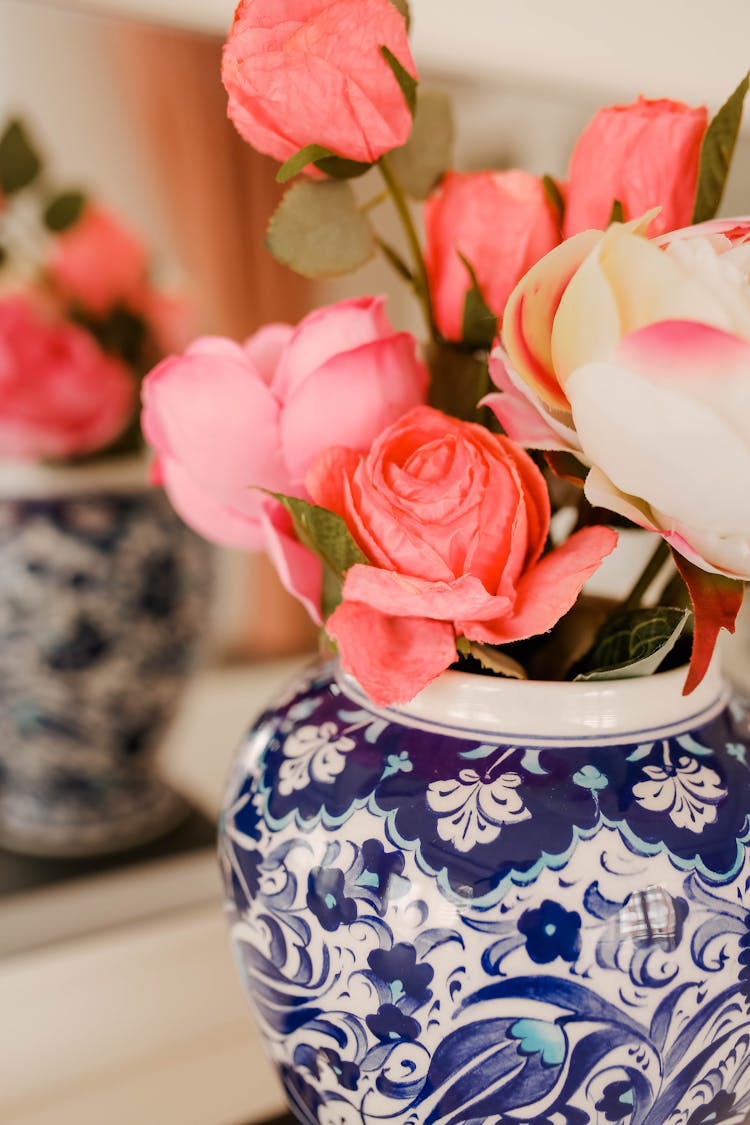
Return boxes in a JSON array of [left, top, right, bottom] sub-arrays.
[[388, 89, 454, 199], [266, 180, 375, 278]]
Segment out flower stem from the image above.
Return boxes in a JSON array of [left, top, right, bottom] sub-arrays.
[[621, 538, 672, 612], [378, 154, 435, 337]]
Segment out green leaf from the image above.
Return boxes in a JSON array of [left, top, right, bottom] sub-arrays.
[[0, 119, 42, 194], [380, 45, 417, 117], [276, 144, 334, 184], [574, 607, 690, 682], [426, 339, 491, 422], [314, 155, 372, 179], [608, 198, 625, 225], [542, 174, 565, 225], [266, 180, 375, 278], [388, 89, 454, 199], [389, 0, 411, 30], [693, 72, 749, 223], [270, 493, 369, 579], [43, 190, 86, 233], [459, 253, 497, 350], [276, 144, 372, 184], [376, 237, 415, 283]]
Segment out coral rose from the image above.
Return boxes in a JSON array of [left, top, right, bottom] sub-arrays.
[[424, 170, 561, 341], [222, 0, 417, 167], [307, 405, 617, 704], [142, 296, 428, 617], [45, 204, 149, 316], [564, 97, 708, 238], [0, 294, 134, 460]]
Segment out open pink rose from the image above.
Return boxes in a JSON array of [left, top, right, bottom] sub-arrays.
[[564, 97, 708, 238], [222, 0, 417, 167], [142, 296, 428, 615], [424, 170, 561, 341], [307, 405, 617, 704], [45, 204, 149, 317], [0, 294, 135, 460]]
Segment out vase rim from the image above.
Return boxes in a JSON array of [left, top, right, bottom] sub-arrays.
[[0, 454, 149, 497], [336, 660, 728, 745]]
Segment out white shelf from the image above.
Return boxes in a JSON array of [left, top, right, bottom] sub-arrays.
[[42, 0, 750, 109], [0, 657, 308, 1125]]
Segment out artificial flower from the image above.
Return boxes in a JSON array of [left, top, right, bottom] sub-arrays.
[[142, 296, 428, 554], [222, 0, 417, 168], [307, 405, 616, 704], [564, 96, 708, 238], [0, 294, 134, 459]]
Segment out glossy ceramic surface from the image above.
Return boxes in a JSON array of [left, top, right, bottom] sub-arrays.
[[0, 476, 212, 856], [220, 660, 750, 1125]]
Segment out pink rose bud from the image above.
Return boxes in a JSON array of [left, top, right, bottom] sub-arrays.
[[308, 405, 617, 705], [563, 96, 708, 238], [141, 296, 428, 565], [221, 0, 417, 167], [0, 294, 134, 460], [46, 203, 149, 316], [424, 170, 561, 342]]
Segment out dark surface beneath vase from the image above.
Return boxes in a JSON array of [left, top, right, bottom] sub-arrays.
[[0, 799, 216, 896]]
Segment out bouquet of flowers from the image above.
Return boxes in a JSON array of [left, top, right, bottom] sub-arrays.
[[142, 0, 750, 706], [0, 118, 189, 463]]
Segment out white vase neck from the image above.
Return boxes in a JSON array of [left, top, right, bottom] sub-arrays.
[[336, 661, 728, 746]]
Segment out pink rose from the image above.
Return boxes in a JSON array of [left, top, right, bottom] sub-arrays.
[[424, 170, 561, 341], [222, 0, 417, 167], [0, 294, 135, 460], [46, 204, 149, 316], [564, 97, 708, 238], [142, 296, 428, 608], [307, 405, 617, 704]]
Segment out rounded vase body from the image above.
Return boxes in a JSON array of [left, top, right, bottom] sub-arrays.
[[220, 660, 750, 1125], [0, 460, 213, 856]]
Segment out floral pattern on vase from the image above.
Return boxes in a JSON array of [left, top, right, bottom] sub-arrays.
[[0, 486, 213, 855], [220, 662, 750, 1125]]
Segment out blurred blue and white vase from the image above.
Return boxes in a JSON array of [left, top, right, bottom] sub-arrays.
[[220, 659, 750, 1125], [0, 457, 213, 856]]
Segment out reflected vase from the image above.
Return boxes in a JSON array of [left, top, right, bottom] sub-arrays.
[[0, 458, 213, 856], [220, 659, 750, 1125]]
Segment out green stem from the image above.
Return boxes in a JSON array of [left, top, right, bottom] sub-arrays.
[[378, 154, 434, 337], [621, 538, 672, 612], [361, 189, 388, 213]]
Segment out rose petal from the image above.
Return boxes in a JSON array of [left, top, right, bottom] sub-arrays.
[[243, 322, 293, 385], [502, 229, 601, 410], [281, 333, 427, 487], [460, 525, 618, 645], [260, 498, 323, 625], [272, 295, 392, 400], [327, 601, 456, 705], [342, 565, 512, 621], [158, 454, 263, 550], [567, 324, 750, 535]]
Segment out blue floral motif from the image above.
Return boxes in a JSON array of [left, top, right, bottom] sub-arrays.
[[368, 943, 433, 1004], [307, 866, 357, 931], [366, 1002, 420, 1042], [357, 838, 405, 910], [686, 1090, 736, 1124], [517, 900, 582, 964], [596, 1079, 635, 1121], [221, 663, 750, 1125]]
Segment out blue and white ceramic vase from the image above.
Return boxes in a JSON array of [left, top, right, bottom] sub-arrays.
[[0, 458, 213, 856], [220, 658, 750, 1125]]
